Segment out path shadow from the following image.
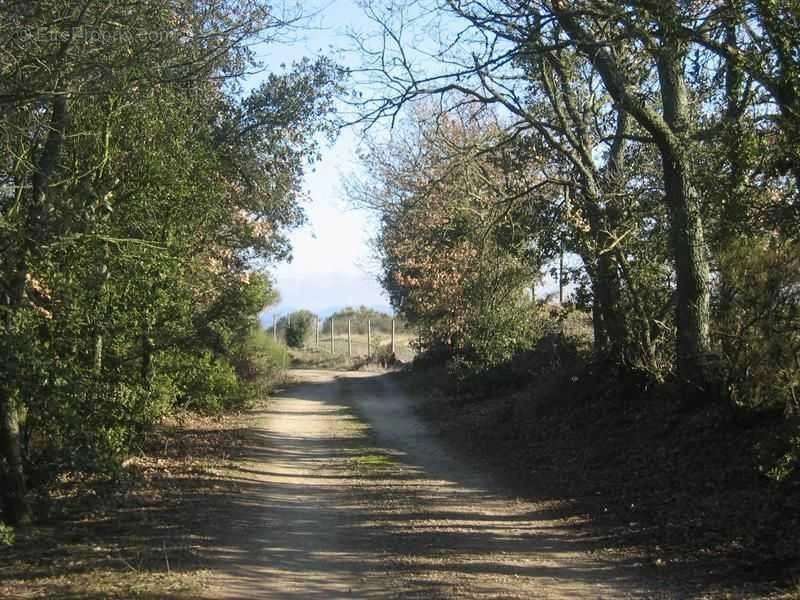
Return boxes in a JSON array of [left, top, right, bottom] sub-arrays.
[[0, 371, 685, 599], [187, 371, 671, 599]]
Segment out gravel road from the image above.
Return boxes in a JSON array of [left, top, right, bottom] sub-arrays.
[[201, 369, 671, 599]]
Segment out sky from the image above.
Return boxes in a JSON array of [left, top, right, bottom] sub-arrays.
[[249, 1, 392, 324], [249, 1, 565, 325]]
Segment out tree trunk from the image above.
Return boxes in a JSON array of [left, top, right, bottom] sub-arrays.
[[658, 43, 718, 398], [614, 247, 658, 373], [582, 248, 627, 364], [0, 365, 30, 526], [0, 95, 68, 524], [716, 23, 747, 369], [552, 4, 719, 397], [0, 260, 32, 525], [585, 264, 608, 354], [663, 149, 716, 394], [94, 333, 104, 374], [590, 295, 608, 354], [595, 245, 626, 364], [581, 195, 627, 365], [141, 333, 154, 387]]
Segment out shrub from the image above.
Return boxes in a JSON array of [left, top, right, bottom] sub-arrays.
[[234, 327, 288, 397], [160, 351, 241, 413], [372, 342, 397, 366], [21, 372, 179, 477], [715, 237, 800, 413], [284, 311, 314, 348], [0, 523, 14, 546], [458, 300, 546, 371]]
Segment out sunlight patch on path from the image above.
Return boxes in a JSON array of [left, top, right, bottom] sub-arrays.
[[200, 369, 670, 599]]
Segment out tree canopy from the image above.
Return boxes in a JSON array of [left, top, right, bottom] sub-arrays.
[[0, 0, 342, 524], [350, 0, 799, 406]]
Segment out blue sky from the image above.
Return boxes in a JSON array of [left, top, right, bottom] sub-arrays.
[[248, 1, 392, 323], [249, 1, 564, 324]]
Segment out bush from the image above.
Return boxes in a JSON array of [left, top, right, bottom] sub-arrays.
[[0, 523, 14, 546], [322, 306, 403, 335], [22, 325, 289, 485], [715, 237, 800, 413], [458, 301, 546, 371], [21, 372, 179, 478], [284, 311, 314, 348], [372, 342, 397, 366], [158, 351, 241, 413], [234, 327, 288, 397]]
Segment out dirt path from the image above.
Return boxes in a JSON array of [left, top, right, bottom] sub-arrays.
[[200, 369, 672, 599]]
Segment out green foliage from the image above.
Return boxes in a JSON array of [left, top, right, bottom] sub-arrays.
[[0, 523, 14, 546], [0, 0, 341, 508], [161, 352, 241, 413], [453, 299, 543, 372], [159, 322, 290, 414], [353, 0, 799, 393], [715, 237, 800, 413], [235, 327, 288, 396], [358, 115, 544, 370], [284, 310, 315, 348], [322, 306, 401, 335], [764, 443, 800, 484]]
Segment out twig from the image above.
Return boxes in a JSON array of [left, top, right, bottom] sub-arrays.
[[162, 540, 171, 574], [116, 551, 138, 573]]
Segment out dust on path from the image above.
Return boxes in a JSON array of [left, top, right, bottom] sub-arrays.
[[200, 369, 673, 599]]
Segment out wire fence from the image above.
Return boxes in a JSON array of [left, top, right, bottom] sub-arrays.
[[268, 307, 592, 365], [269, 316, 417, 363], [313, 333, 416, 363]]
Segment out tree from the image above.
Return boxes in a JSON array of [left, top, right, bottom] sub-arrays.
[[351, 0, 797, 396], [353, 110, 541, 367], [285, 310, 315, 348], [354, 3, 649, 367], [0, 0, 341, 524], [547, 1, 717, 396], [677, 0, 800, 189]]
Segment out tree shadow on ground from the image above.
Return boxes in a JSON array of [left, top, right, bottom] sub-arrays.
[[1, 372, 785, 598]]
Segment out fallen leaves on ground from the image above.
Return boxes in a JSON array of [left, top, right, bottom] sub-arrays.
[[0, 409, 252, 599]]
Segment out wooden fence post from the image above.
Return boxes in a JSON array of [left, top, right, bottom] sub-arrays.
[[315, 316, 320, 349], [367, 319, 372, 359], [331, 318, 335, 353], [391, 318, 396, 355], [348, 319, 352, 358]]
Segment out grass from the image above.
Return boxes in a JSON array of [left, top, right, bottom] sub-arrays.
[[284, 333, 417, 362], [351, 452, 395, 471], [284, 333, 417, 370], [288, 347, 355, 370]]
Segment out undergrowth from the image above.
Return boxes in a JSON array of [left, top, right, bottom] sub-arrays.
[[406, 331, 800, 596]]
